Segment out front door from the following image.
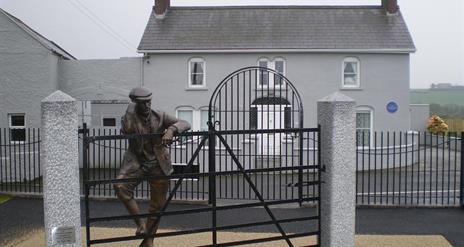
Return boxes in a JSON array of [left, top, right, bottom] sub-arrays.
[[257, 105, 285, 155]]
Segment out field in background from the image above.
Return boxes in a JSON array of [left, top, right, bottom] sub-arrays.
[[443, 119, 464, 132], [411, 89, 464, 132], [411, 89, 464, 106]]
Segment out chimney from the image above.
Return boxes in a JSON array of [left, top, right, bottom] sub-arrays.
[[155, 0, 170, 19], [382, 0, 399, 15]]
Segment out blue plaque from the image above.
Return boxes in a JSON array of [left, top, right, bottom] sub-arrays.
[[386, 101, 398, 113]]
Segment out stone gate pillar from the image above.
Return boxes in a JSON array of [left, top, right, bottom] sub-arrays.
[[317, 92, 356, 247], [41, 91, 81, 247]]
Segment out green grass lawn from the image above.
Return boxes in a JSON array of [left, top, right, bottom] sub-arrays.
[[0, 194, 11, 204]]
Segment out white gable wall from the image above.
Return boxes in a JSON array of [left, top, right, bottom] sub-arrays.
[[0, 13, 60, 128]]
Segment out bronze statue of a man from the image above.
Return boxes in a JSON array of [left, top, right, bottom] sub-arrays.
[[113, 87, 190, 247]]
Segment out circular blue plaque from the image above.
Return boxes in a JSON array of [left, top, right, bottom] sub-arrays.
[[386, 101, 398, 113]]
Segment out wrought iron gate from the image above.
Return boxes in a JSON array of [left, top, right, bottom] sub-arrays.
[[82, 67, 321, 246]]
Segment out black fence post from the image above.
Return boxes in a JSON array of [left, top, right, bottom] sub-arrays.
[[207, 125, 217, 245], [298, 130, 304, 206], [82, 123, 91, 247], [460, 132, 463, 208]]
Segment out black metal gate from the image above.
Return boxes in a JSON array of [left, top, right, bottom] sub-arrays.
[[82, 67, 321, 246]]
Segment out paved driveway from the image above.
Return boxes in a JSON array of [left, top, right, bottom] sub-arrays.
[[1, 197, 463, 246]]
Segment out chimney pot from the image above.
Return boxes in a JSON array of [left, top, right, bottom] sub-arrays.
[[155, 0, 170, 19], [382, 0, 399, 14]]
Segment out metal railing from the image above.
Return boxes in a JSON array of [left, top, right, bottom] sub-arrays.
[[80, 127, 320, 202], [356, 131, 463, 206], [0, 128, 42, 194], [1, 128, 462, 207]]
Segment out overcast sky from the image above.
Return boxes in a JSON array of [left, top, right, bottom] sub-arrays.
[[1, 0, 463, 88]]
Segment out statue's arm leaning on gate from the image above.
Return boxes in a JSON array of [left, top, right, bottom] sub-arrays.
[[159, 111, 191, 145]]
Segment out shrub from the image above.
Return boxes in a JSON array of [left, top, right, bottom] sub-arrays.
[[427, 115, 449, 135]]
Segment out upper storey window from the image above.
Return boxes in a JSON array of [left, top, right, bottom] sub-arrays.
[[343, 57, 360, 88], [258, 57, 286, 88], [189, 58, 206, 88]]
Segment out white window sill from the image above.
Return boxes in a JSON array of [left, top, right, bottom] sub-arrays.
[[186, 87, 208, 91], [340, 87, 363, 91]]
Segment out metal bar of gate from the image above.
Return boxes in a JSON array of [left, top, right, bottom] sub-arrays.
[[82, 123, 91, 247], [89, 197, 319, 223], [216, 133, 294, 247], [85, 165, 319, 185], [208, 126, 217, 245], [82, 129, 320, 246], [298, 129, 304, 206], [460, 132, 463, 207], [317, 124, 322, 247]]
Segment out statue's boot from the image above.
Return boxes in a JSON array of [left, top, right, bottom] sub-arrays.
[[114, 181, 146, 236], [121, 198, 146, 236], [140, 218, 159, 247]]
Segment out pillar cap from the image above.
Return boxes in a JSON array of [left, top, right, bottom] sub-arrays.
[[318, 92, 355, 103], [42, 90, 75, 103]]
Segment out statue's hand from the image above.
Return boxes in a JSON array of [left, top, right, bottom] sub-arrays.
[[162, 129, 175, 146]]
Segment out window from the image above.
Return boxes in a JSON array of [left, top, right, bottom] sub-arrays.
[[258, 59, 269, 86], [284, 107, 292, 129], [177, 109, 194, 142], [9, 114, 26, 143], [274, 59, 285, 86], [356, 108, 373, 146], [200, 110, 209, 131], [102, 117, 117, 127], [249, 107, 258, 129], [258, 57, 286, 87], [189, 58, 206, 87], [343, 57, 360, 88]]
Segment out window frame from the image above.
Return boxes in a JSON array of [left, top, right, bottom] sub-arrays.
[[8, 113, 26, 143], [273, 57, 286, 87], [188, 57, 206, 88], [356, 106, 374, 147], [257, 57, 286, 89], [176, 107, 195, 144], [342, 57, 361, 88], [199, 108, 209, 131], [102, 116, 117, 127]]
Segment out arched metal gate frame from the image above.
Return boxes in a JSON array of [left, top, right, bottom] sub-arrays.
[[206, 66, 309, 202], [208, 66, 304, 131], [82, 67, 321, 247]]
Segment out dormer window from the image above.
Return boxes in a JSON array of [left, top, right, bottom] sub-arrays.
[[189, 58, 206, 88], [342, 57, 360, 88]]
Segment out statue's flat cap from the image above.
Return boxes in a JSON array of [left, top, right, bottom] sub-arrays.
[[129, 87, 152, 101]]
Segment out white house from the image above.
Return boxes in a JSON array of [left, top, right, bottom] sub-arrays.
[[0, 0, 430, 145]]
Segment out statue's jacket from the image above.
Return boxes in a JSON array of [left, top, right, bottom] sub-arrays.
[[121, 103, 191, 175]]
